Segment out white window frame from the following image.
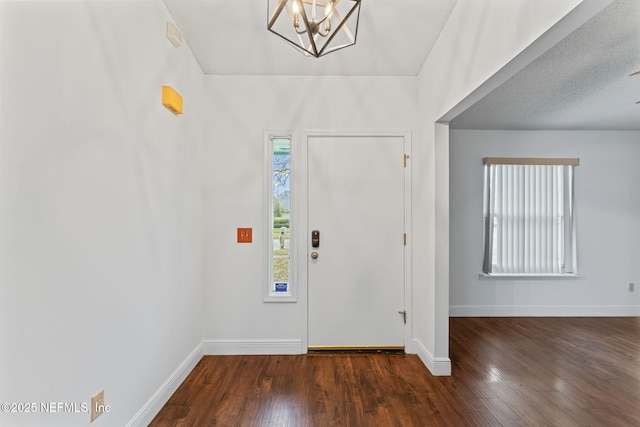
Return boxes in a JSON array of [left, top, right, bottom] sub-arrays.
[[264, 131, 297, 302], [482, 158, 579, 277]]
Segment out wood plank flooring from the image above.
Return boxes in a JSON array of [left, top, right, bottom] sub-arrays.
[[150, 317, 640, 426]]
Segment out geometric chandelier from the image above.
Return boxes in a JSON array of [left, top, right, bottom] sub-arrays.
[[267, 0, 362, 58]]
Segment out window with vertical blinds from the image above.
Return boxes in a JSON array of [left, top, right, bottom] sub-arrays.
[[482, 158, 579, 276]]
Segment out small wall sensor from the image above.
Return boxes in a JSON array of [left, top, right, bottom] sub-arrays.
[[162, 86, 183, 115], [166, 22, 183, 48]]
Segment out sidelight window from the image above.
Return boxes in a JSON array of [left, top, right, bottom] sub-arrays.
[[265, 133, 295, 301]]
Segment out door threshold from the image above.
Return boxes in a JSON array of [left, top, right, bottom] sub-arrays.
[[308, 345, 405, 355]]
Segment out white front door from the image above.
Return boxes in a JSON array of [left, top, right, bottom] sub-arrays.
[[306, 134, 408, 350]]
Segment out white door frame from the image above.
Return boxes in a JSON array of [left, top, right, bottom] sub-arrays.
[[295, 130, 412, 353]]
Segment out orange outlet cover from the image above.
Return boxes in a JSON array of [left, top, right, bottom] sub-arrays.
[[237, 228, 252, 243]]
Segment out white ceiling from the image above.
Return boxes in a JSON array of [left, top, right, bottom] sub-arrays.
[[450, 0, 640, 131], [163, 0, 640, 130], [163, 0, 458, 76]]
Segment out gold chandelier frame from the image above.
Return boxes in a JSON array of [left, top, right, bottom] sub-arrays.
[[267, 0, 362, 58]]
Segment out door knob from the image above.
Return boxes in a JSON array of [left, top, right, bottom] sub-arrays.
[[310, 251, 319, 259]]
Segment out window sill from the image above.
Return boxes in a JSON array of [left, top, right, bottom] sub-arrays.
[[479, 273, 582, 280], [264, 294, 297, 303]]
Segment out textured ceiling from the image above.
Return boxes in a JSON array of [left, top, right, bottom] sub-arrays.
[[450, 0, 640, 131], [163, 0, 458, 76]]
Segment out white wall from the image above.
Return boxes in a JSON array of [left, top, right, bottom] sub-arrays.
[[415, 0, 589, 374], [202, 76, 417, 351], [450, 130, 640, 316], [0, 2, 204, 426]]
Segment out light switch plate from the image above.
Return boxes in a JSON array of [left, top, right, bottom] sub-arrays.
[[237, 228, 252, 243]]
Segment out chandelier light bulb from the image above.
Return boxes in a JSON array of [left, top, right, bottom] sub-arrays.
[[325, 1, 333, 18]]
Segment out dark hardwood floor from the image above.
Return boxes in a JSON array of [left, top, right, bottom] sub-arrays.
[[150, 317, 640, 426]]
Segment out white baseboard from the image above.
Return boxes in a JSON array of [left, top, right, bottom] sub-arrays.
[[450, 305, 640, 317], [203, 339, 303, 355], [126, 342, 203, 427], [412, 339, 451, 376]]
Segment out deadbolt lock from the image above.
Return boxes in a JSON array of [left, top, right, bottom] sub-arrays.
[[311, 230, 320, 248]]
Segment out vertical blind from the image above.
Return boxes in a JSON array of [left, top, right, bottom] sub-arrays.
[[482, 158, 578, 275]]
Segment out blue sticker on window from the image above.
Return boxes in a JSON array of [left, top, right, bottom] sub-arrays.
[[275, 283, 288, 292]]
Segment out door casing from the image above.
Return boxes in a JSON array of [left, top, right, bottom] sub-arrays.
[[294, 130, 413, 353]]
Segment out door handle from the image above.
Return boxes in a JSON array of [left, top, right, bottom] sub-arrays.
[[310, 251, 319, 259], [311, 230, 320, 248]]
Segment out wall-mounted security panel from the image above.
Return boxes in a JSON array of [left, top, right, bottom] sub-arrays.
[[166, 22, 183, 48], [162, 86, 182, 115]]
